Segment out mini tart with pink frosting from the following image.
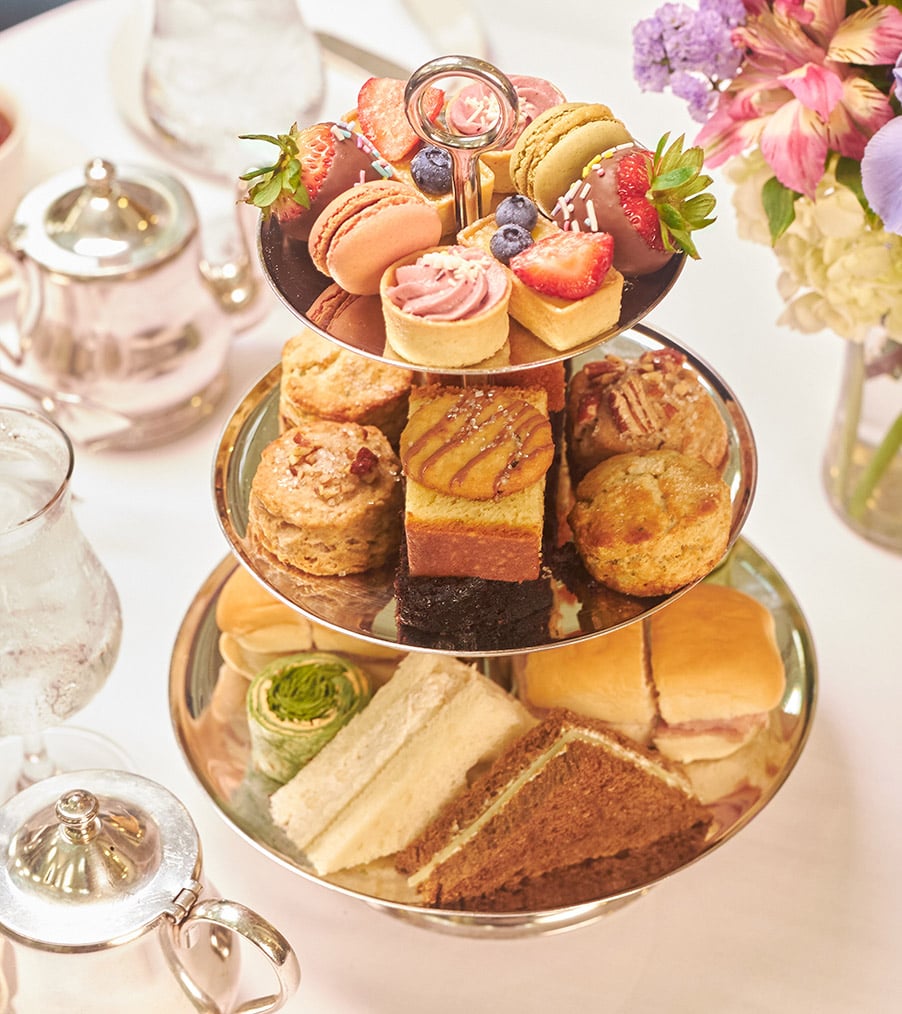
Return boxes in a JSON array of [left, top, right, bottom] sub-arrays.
[[444, 76, 566, 193], [380, 245, 512, 368]]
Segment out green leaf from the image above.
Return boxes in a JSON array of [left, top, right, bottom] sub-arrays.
[[685, 193, 717, 221], [251, 175, 284, 208], [651, 166, 696, 192], [835, 155, 872, 215], [239, 162, 279, 181], [761, 176, 799, 243], [291, 183, 311, 209], [238, 132, 280, 144], [657, 203, 685, 230]]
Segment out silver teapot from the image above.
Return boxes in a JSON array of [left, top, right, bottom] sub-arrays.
[[0, 158, 257, 448], [0, 770, 299, 1013]]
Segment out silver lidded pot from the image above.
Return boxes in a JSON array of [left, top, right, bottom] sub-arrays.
[[0, 157, 249, 448], [0, 770, 299, 1013]]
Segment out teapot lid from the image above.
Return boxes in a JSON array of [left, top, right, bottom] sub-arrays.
[[0, 769, 203, 949], [8, 157, 198, 278]]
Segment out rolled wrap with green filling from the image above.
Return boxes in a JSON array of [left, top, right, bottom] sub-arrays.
[[247, 652, 371, 782]]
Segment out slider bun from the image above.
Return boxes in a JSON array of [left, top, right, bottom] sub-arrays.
[[513, 621, 656, 743], [215, 566, 310, 638], [649, 584, 786, 725]]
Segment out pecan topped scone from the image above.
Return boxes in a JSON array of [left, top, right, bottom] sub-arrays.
[[247, 420, 402, 577], [566, 349, 728, 484]]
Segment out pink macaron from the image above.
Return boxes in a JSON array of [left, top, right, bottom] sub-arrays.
[[307, 179, 443, 295]]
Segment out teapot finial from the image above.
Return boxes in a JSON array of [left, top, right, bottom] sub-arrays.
[[84, 157, 116, 196], [56, 788, 101, 843]]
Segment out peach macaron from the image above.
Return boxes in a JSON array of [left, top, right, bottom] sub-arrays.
[[307, 179, 443, 295]]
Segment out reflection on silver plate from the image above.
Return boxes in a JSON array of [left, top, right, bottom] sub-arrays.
[[258, 217, 685, 373], [169, 538, 816, 938], [212, 322, 757, 656]]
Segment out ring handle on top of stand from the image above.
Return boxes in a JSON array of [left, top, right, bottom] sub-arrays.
[[404, 56, 519, 230]]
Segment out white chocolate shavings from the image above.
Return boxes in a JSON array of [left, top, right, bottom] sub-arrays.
[[418, 250, 486, 282]]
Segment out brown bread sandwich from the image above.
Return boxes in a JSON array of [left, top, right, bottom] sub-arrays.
[[395, 708, 712, 911]]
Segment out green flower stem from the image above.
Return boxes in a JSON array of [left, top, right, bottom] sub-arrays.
[[837, 346, 865, 497], [849, 410, 902, 520]]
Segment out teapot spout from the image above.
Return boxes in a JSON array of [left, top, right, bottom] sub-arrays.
[[198, 185, 270, 332]]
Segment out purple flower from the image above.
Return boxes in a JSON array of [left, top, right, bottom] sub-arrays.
[[862, 116, 902, 234], [632, 0, 745, 120], [699, 0, 746, 28], [670, 72, 720, 121], [894, 52, 902, 103]]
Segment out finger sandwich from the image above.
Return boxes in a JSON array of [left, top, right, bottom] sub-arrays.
[[269, 653, 535, 875]]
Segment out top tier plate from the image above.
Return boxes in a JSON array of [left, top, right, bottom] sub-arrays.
[[254, 54, 689, 374], [257, 216, 685, 374]]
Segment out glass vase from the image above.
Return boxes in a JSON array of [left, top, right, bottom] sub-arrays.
[[822, 326, 902, 553]]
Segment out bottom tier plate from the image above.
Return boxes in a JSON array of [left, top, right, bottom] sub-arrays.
[[169, 538, 816, 938]]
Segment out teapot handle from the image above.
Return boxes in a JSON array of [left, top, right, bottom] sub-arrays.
[[0, 236, 43, 366], [180, 898, 301, 1014]]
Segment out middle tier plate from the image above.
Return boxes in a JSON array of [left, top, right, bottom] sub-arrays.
[[213, 322, 757, 656]]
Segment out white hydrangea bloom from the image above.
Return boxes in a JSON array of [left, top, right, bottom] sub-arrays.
[[728, 155, 902, 342], [725, 150, 773, 246]]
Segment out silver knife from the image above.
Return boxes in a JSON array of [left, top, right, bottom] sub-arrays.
[[315, 2, 489, 81], [316, 32, 412, 80]]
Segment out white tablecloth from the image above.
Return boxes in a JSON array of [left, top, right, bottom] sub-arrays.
[[1, 2, 899, 1011]]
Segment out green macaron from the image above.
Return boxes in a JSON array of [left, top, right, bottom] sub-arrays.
[[510, 102, 634, 215]]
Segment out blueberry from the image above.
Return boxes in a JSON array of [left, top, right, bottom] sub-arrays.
[[490, 224, 534, 264], [410, 145, 452, 195], [495, 194, 538, 231]]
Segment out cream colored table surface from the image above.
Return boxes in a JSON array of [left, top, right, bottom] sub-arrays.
[[1, 1, 899, 1011]]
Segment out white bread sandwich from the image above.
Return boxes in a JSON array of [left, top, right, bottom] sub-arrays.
[[269, 653, 536, 875], [512, 621, 656, 744], [649, 584, 786, 763]]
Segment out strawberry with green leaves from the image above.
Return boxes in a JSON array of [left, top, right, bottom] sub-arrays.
[[551, 133, 716, 276], [239, 120, 393, 242]]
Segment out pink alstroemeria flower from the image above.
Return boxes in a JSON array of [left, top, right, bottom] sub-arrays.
[[696, 0, 902, 198]]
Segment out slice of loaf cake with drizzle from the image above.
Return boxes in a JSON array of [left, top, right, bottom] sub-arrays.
[[399, 384, 554, 582]]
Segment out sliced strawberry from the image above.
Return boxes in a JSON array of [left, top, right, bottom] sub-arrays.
[[356, 77, 444, 163], [510, 231, 615, 300], [615, 150, 664, 251]]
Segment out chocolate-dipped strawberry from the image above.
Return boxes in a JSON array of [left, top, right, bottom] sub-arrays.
[[551, 134, 716, 276], [240, 121, 393, 241]]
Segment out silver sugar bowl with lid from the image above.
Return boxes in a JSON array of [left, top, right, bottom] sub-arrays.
[[0, 769, 299, 1013], [0, 157, 251, 448]]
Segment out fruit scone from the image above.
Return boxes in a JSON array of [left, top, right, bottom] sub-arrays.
[[278, 329, 413, 447], [399, 383, 556, 583], [246, 418, 402, 578]]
